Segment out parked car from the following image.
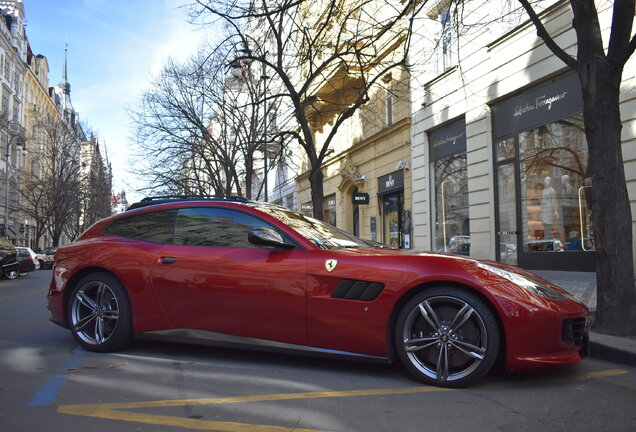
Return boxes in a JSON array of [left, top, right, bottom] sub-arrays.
[[39, 246, 57, 269], [438, 235, 471, 255], [525, 239, 566, 252], [48, 197, 589, 387], [0, 237, 20, 279], [15, 246, 40, 276]]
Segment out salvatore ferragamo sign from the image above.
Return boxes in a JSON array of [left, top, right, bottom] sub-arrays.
[[492, 72, 583, 138]]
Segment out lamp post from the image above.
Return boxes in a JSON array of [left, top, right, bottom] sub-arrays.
[[229, 44, 270, 202], [4, 132, 26, 239], [261, 58, 270, 202]]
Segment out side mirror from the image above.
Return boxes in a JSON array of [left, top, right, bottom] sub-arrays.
[[248, 228, 295, 249]]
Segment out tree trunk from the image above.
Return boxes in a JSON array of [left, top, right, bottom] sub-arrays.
[[580, 62, 636, 335], [309, 167, 325, 221]]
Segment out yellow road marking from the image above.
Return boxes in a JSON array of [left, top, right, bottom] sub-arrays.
[[57, 368, 629, 432]]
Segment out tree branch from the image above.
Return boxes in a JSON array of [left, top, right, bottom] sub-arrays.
[[517, 0, 578, 70]]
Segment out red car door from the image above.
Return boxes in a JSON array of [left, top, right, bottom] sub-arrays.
[[150, 207, 308, 345]]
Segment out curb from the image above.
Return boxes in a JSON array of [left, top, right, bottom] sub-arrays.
[[589, 332, 636, 367]]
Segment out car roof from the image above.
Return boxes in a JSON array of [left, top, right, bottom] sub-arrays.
[[126, 195, 250, 211]]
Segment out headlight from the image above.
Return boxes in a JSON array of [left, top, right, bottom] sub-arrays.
[[475, 262, 565, 300]]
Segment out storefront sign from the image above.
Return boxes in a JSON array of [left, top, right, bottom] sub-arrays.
[[301, 202, 313, 215], [378, 170, 404, 195], [492, 72, 582, 138], [429, 117, 467, 161], [352, 192, 369, 205]]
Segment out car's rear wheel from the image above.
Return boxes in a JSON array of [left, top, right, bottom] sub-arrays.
[[68, 272, 133, 352], [395, 287, 500, 387], [5, 270, 18, 279]]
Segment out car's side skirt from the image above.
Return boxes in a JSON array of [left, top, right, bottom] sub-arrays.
[[137, 328, 392, 363]]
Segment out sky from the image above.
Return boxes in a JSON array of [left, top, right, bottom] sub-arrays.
[[23, 0, 210, 203]]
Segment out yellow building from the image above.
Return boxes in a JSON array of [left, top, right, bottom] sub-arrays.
[[297, 65, 414, 248], [22, 44, 59, 249]]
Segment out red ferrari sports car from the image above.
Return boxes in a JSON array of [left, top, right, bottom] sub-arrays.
[[47, 197, 588, 387]]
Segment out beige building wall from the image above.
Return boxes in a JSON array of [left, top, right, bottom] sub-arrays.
[[297, 62, 413, 245], [23, 52, 59, 249]]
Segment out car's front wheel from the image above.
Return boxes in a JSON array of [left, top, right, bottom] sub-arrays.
[[68, 272, 133, 352], [395, 287, 500, 387]]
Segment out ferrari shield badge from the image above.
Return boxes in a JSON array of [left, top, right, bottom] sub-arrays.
[[325, 259, 338, 273]]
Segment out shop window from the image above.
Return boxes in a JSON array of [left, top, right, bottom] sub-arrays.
[[323, 194, 337, 226], [432, 153, 470, 254], [519, 115, 593, 253], [382, 192, 403, 248], [429, 118, 469, 254]]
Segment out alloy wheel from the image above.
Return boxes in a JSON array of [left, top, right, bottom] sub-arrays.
[[70, 281, 120, 346], [396, 288, 499, 387]]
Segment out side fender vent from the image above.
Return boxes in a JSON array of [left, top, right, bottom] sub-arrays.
[[331, 280, 384, 301]]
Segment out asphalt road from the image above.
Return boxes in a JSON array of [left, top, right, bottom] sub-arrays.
[[1, 270, 636, 432]]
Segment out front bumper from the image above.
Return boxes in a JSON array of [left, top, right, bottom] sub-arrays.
[[489, 282, 589, 371]]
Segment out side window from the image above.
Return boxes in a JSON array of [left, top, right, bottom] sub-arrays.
[[174, 208, 273, 248], [107, 210, 177, 244]]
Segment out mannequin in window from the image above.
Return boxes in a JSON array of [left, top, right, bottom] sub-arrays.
[[541, 176, 558, 237], [561, 174, 576, 229]]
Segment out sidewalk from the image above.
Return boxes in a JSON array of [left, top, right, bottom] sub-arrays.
[[534, 270, 636, 368]]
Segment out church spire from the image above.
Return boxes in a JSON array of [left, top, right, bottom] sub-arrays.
[[58, 44, 71, 95]]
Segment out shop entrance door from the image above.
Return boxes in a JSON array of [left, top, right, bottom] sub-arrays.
[[495, 161, 519, 265], [382, 192, 403, 248]]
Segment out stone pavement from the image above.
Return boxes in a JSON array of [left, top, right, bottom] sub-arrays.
[[533, 270, 636, 367]]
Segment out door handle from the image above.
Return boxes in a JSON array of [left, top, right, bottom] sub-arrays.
[[161, 257, 177, 265]]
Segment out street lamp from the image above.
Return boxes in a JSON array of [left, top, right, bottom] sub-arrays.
[[4, 132, 26, 239], [261, 59, 270, 202], [229, 44, 270, 202]]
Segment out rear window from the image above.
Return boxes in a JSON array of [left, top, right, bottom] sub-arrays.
[[106, 210, 177, 244]]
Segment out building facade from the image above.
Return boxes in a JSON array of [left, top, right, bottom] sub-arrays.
[[409, 0, 636, 271], [293, 0, 416, 247], [0, 0, 113, 250], [297, 69, 414, 247], [0, 0, 27, 245]]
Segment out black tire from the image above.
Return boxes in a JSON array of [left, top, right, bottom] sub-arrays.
[[67, 272, 134, 352], [395, 287, 500, 387], [5, 270, 18, 279]]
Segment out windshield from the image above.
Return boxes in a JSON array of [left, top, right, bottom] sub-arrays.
[[254, 204, 387, 250]]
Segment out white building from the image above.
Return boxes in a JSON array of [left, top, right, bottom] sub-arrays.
[[409, 0, 635, 271], [0, 0, 26, 243]]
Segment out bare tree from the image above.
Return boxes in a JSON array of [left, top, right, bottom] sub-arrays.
[[189, 0, 424, 219], [20, 111, 81, 246], [130, 41, 275, 200]]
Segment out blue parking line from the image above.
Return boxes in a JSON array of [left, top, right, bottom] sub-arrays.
[[27, 346, 85, 407]]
